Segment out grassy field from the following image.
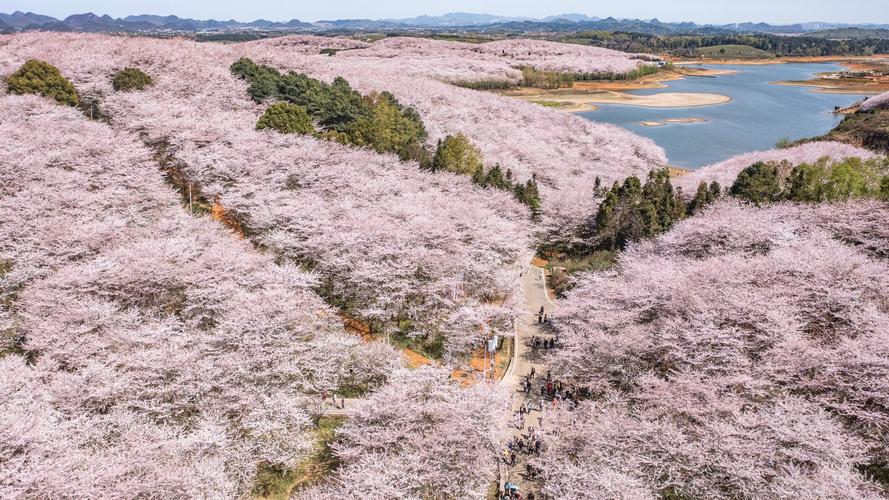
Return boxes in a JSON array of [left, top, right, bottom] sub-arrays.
[[695, 44, 774, 59]]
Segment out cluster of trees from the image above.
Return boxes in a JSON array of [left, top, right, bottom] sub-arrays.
[[585, 154, 887, 253], [431, 133, 542, 216], [585, 169, 705, 251], [232, 57, 547, 218], [592, 170, 684, 250], [4, 59, 79, 106], [233, 56, 548, 220], [243, 34, 666, 237], [730, 157, 889, 204], [231, 57, 428, 163], [541, 200, 889, 497], [4, 59, 155, 120], [673, 141, 878, 196], [296, 367, 506, 499], [576, 31, 889, 57]]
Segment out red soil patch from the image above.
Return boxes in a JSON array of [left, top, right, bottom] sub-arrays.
[[530, 256, 549, 268], [451, 343, 509, 386], [211, 200, 246, 239], [341, 316, 374, 341], [403, 349, 434, 368]]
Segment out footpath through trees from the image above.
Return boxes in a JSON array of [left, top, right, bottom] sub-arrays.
[[497, 263, 557, 499]]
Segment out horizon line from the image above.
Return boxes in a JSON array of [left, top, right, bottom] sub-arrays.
[[2, 9, 884, 27]]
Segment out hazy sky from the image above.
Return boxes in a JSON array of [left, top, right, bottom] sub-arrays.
[[4, 0, 887, 25]]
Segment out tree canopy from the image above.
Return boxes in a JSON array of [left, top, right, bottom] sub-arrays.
[[592, 169, 685, 250], [256, 102, 314, 135], [730, 157, 889, 204], [231, 58, 427, 162], [730, 161, 783, 205], [111, 67, 153, 92], [5, 59, 79, 106], [431, 133, 484, 175]]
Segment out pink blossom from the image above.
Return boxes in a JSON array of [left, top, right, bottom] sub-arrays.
[[540, 199, 889, 497], [0, 94, 401, 497], [860, 90, 889, 112], [296, 367, 508, 499]]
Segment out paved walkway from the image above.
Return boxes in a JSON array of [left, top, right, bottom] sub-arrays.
[[498, 264, 556, 498]]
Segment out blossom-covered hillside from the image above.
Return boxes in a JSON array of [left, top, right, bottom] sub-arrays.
[[539, 200, 889, 498], [328, 36, 650, 83], [0, 94, 402, 497], [246, 35, 666, 236], [0, 32, 541, 357], [0, 31, 666, 353]]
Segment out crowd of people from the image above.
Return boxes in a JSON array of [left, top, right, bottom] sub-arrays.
[[500, 320, 592, 500]]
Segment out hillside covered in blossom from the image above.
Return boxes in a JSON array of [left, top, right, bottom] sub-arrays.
[[2, 28, 889, 500], [540, 200, 889, 498]]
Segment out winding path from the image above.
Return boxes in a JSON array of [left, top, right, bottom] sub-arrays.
[[497, 263, 556, 498]]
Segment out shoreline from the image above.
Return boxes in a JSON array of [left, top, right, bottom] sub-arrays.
[[506, 91, 730, 110], [498, 54, 888, 112], [499, 83, 731, 110], [771, 80, 889, 95], [672, 54, 889, 67], [678, 55, 889, 94]]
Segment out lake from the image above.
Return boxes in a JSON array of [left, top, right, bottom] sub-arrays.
[[577, 63, 871, 168]]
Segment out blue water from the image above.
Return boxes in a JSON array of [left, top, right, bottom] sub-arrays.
[[577, 63, 871, 168]]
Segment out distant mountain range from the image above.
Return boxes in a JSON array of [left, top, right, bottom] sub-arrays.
[[2, 10, 889, 36]]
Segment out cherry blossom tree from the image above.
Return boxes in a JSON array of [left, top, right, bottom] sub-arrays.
[[296, 367, 508, 499], [861, 90, 889, 112]]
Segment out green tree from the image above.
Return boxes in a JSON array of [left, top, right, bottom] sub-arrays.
[[340, 91, 428, 161], [521, 178, 542, 219], [471, 164, 486, 185], [431, 133, 484, 175], [256, 102, 314, 134], [590, 170, 688, 250], [231, 58, 282, 102], [785, 157, 885, 202], [112, 67, 153, 92], [643, 168, 685, 231], [730, 162, 782, 204], [881, 175, 889, 200], [484, 164, 509, 190], [5, 59, 79, 107], [687, 180, 722, 215], [318, 76, 368, 130]]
